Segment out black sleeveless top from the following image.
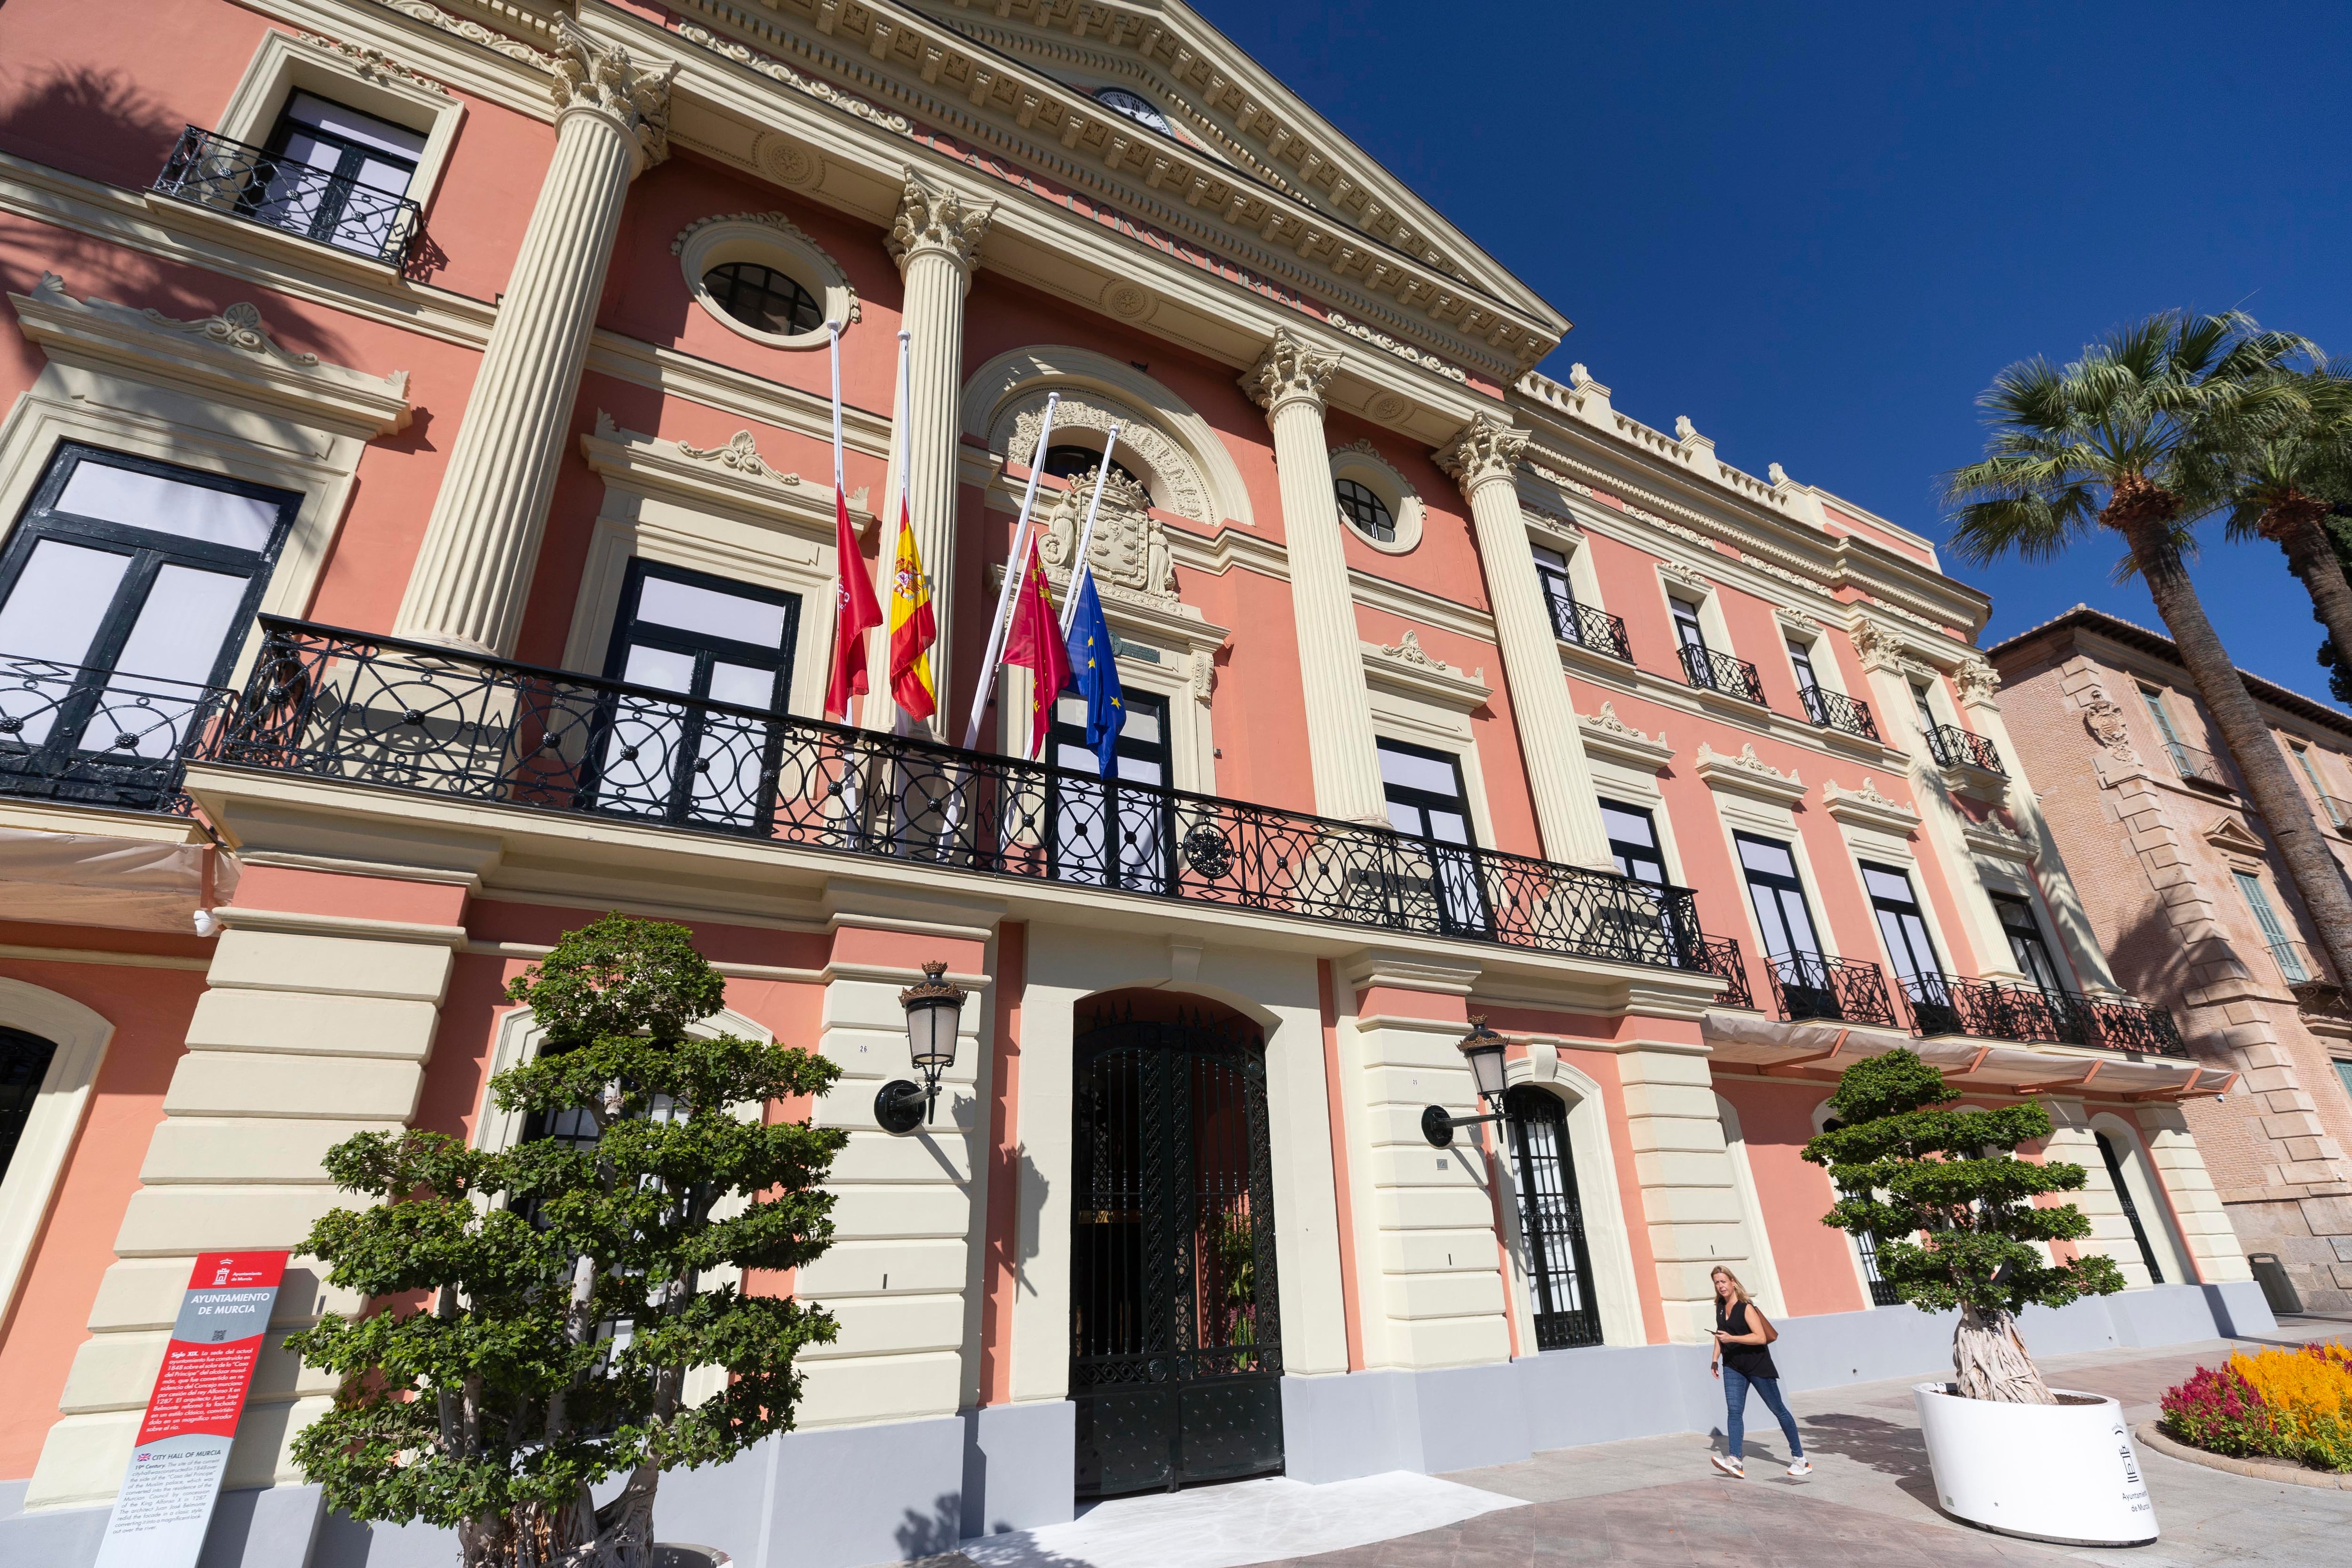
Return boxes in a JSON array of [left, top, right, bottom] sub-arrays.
[[1716, 1298, 1779, 1379]]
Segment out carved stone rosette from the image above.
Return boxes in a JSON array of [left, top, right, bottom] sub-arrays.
[[550, 19, 676, 176], [1241, 327, 1338, 418], [888, 169, 995, 278], [1437, 414, 1529, 497]]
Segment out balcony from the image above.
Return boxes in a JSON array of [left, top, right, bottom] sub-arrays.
[[1547, 597, 1633, 663], [185, 619, 1728, 976], [1765, 952, 1899, 1028], [2318, 794, 2352, 836], [1923, 724, 2003, 776], [1692, 935, 1756, 1010], [2265, 941, 2349, 1019], [0, 653, 229, 815], [153, 127, 421, 266], [1800, 686, 1881, 742], [1677, 644, 1767, 707], [1895, 972, 2185, 1056], [2161, 740, 2231, 793]]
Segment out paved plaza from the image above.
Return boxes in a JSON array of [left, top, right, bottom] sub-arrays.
[[928, 1321, 2352, 1568]]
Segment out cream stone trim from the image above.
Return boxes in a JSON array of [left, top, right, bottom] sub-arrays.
[[675, 211, 859, 350], [213, 28, 467, 226], [475, 1003, 771, 1154], [1327, 438, 1423, 554], [1578, 703, 1673, 771], [1961, 817, 2037, 863], [1820, 777, 1921, 837], [1693, 743, 1807, 807], [1713, 1093, 1788, 1317], [586, 329, 892, 455], [0, 979, 115, 1330], [2086, 1111, 2193, 1288], [1365, 694, 1500, 854], [1497, 1053, 1645, 1345], [1359, 633, 1489, 712]]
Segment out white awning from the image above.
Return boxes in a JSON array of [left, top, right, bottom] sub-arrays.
[[1701, 1010, 2226, 1100], [0, 827, 237, 933]]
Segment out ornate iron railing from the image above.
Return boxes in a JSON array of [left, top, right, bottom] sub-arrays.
[[0, 652, 229, 815], [1694, 935, 1756, 1010], [1799, 686, 1881, 742], [1546, 596, 1633, 663], [1897, 972, 2186, 1056], [198, 619, 1719, 971], [2162, 741, 2230, 791], [1677, 644, 1767, 706], [1924, 724, 2004, 775], [154, 127, 421, 265], [1765, 952, 1898, 1028]]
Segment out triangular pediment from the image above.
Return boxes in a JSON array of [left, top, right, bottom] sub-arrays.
[[2203, 815, 2267, 857]]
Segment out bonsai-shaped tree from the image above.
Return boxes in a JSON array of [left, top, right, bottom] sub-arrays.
[[287, 914, 846, 1567], [1803, 1049, 2125, 1404]]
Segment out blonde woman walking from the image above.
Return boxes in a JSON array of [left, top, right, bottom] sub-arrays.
[[1708, 1265, 1810, 1478]]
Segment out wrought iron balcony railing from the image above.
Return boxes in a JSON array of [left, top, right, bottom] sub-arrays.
[[2162, 741, 2230, 792], [1546, 596, 1634, 663], [154, 127, 422, 265], [196, 619, 1719, 972], [1764, 952, 1898, 1028], [0, 652, 230, 815], [1693, 935, 1756, 1011], [1799, 686, 1881, 742], [1677, 644, 1767, 706], [1897, 972, 2186, 1056], [1923, 724, 2004, 775]]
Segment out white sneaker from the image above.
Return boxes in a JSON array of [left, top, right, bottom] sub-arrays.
[[1787, 1458, 1813, 1478], [1710, 1453, 1745, 1478]]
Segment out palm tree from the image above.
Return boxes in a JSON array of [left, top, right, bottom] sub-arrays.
[[1941, 311, 2352, 994]]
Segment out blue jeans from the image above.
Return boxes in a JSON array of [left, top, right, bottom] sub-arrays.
[[1723, 1366, 1801, 1460]]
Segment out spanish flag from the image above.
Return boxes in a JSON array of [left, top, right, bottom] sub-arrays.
[[888, 501, 937, 722]]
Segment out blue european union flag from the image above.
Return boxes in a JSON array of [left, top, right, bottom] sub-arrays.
[[1062, 566, 1125, 778]]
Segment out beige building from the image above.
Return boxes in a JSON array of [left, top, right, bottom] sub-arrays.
[[1992, 605, 2352, 1315]]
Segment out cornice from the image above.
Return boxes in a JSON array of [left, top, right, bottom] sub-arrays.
[[1578, 703, 1674, 770], [1360, 632, 1491, 711], [580, 412, 882, 543], [1693, 741, 1808, 807], [1820, 776, 1921, 837]]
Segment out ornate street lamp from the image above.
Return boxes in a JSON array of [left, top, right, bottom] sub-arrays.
[[1421, 1017, 1511, 1147], [877, 961, 967, 1135]]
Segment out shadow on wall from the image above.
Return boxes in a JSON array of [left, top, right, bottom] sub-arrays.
[[2105, 899, 2206, 1033], [0, 66, 187, 199]]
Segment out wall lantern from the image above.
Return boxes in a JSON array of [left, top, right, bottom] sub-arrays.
[[878, 961, 967, 1135], [1421, 1017, 1510, 1147]]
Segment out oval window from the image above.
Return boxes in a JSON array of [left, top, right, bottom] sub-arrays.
[[702, 261, 825, 337], [1335, 476, 1396, 543]]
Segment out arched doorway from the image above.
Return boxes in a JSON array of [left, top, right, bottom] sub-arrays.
[[1502, 1085, 1603, 1349], [1069, 995, 1283, 1497]]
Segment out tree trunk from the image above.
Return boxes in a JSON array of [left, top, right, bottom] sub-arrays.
[[2266, 498, 2352, 719], [2119, 512, 2352, 992], [1952, 1302, 2053, 1403]]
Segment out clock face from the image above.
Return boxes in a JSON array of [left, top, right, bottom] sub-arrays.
[[1094, 88, 1172, 135]]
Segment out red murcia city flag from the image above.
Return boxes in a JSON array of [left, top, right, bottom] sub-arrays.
[[826, 483, 883, 721], [1000, 538, 1073, 758]]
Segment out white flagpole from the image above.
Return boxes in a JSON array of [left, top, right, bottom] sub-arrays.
[[961, 392, 1060, 751], [829, 322, 846, 501], [1059, 424, 1123, 638], [884, 327, 914, 736]]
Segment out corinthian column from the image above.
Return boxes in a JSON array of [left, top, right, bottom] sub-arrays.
[[1243, 329, 1388, 825], [394, 23, 675, 654], [1440, 415, 1613, 868], [888, 169, 994, 739]]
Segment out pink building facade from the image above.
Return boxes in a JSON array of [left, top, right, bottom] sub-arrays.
[[0, 4, 2267, 1565]]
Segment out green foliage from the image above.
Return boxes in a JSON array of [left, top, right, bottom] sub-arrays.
[[1801, 1049, 2126, 1321], [286, 914, 847, 1532]]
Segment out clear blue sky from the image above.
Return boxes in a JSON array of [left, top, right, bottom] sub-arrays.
[[1196, 1, 2352, 704]]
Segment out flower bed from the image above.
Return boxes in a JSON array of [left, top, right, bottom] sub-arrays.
[[2159, 1343, 2352, 1472]]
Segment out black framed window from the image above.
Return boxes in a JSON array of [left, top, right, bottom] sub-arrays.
[[1989, 892, 2065, 993], [1911, 680, 1939, 738], [0, 1027, 60, 1186], [1861, 862, 1941, 988], [260, 92, 426, 253], [593, 560, 800, 830], [1533, 544, 1577, 633], [1670, 596, 1708, 654], [1049, 688, 1173, 891], [1822, 1115, 1901, 1306], [1788, 640, 1820, 700], [1334, 477, 1395, 543], [1504, 1085, 1604, 1350], [1735, 834, 1822, 963], [702, 261, 824, 337], [1599, 798, 1666, 885], [1043, 445, 1144, 489], [0, 444, 298, 800], [2095, 1131, 2165, 1285], [1377, 737, 1486, 934]]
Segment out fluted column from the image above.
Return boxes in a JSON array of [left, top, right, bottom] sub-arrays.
[[1244, 330, 1388, 825], [1441, 414, 1613, 868], [888, 169, 994, 739], [394, 23, 675, 653]]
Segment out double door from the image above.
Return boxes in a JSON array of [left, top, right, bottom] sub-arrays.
[[1048, 688, 1173, 890], [1069, 1015, 1285, 1498]]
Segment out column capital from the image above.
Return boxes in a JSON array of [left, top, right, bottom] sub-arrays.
[[1242, 326, 1338, 418], [550, 19, 677, 177], [889, 168, 996, 278], [1437, 413, 1528, 497]]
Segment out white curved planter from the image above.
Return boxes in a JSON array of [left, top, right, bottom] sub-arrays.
[[1913, 1383, 2157, 1545]]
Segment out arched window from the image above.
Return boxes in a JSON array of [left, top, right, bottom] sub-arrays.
[[701, 261, 824, 337], [1503, 1084, 1602, 1349], [1334, 476, 1395, 543], [0, 1026, 60, 1184], [1042, 444, 1143, 489]]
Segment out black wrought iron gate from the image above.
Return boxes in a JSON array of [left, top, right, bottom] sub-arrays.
[[1069, 1011, 1284, 1497]]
